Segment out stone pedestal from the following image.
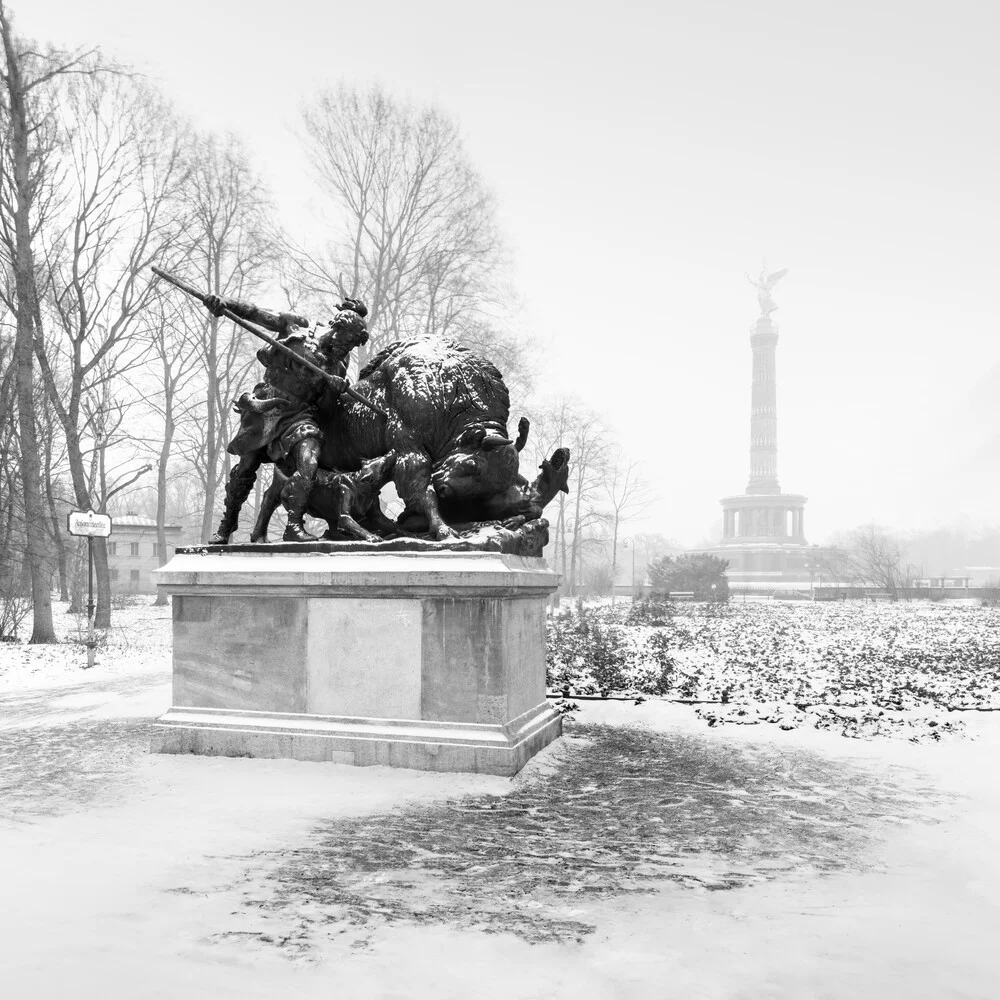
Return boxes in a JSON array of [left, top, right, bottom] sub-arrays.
[[150, 549, 562, 776]]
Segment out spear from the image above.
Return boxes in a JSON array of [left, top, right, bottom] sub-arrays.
[[150, 266, 390, 420]]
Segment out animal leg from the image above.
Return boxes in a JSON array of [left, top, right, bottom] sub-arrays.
[[420, 484, 454, 540], [336, 508, 382, 544], [328, 471, 381, 543], [250, 469, 285, 543], [394, 451, 454, 540], [362, 505, 406, 537]]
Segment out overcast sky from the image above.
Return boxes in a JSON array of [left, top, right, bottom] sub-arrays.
[[18, 0, 1000, 545]]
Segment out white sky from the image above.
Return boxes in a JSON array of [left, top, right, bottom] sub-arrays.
[[17, 0, 1000, 546]]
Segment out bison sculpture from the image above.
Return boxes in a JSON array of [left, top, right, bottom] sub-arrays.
[[251, 337, 569, 545]]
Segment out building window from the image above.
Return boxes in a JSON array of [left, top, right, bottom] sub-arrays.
[[130, 570, 140, 585], [110, 568, 119, 582], [152, 542, 158, 557], [129, 542, 140, 557], [107, 542, 117, 556]]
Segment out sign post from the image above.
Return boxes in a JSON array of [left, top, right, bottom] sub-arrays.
[[66, 510, 114, 669]]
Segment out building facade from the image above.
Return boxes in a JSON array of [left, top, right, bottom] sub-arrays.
[[106, 515, 184, 594]]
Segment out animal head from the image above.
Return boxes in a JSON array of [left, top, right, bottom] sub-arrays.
[[352, 453, 396, 501], [431, 425, 519, 501], [533, 447, 571, 501]]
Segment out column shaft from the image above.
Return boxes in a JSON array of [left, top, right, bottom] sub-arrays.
[[747, 319, 780, 495]]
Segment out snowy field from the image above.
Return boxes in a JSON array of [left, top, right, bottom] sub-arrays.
[[2, 600, 999, 998], [548, 600, 1000, 741]]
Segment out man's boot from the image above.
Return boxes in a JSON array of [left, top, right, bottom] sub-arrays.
[[281, 473, 319, 543], [209, 468, 257, 545]]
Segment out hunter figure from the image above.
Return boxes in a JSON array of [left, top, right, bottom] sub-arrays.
[[202, 293, 370, 543]]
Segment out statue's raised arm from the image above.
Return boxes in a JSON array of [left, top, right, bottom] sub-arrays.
[[203, 293, 310, 338]]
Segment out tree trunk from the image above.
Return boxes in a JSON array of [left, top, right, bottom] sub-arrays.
[[557, 493, 567, 594], [568, 477, 584, 599], [201, 332, 219, 541], [610, 515, 620, 606], [200, 264, 221, 542], [154, 406, 173, 606], [1, 12, 56, 642], [46, 477, 69, 603], [550, 496, 561, 581], [62, 421, 112, 627]]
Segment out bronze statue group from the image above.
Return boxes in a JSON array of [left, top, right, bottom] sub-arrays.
[[168, 285, 570, 555]]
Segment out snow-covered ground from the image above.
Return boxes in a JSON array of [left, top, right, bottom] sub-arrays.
[[0, 599, 171, 692], [2, 601, 999, 998]]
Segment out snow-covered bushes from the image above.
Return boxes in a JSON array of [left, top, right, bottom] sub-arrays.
[[547, 599, 1000, 739]]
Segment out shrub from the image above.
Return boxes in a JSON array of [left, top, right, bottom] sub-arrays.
[[648, 552, 730, 602], [981, 578, 1000, 608], [546, 603, 630, 695], [111, 593, 146, 609], [626, 598, 676, 627], [0, 580, 30, 641]]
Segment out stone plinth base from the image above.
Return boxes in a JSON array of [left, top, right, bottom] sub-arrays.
[[151, 549, 562, 776], [152, 703, 558, 776]]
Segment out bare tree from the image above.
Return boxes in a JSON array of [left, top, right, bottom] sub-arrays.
[[848, 524, 907, 600], [521, 400, 574, 581], [295, 86, 515, 372], [603, 447, 653, 604], [581, 553, 614, 597], [0, 4, 98, 640], [37, 387, 70, 602], [169, 133, 277, 542], [0, 311, 29, 634], [31, 71, 184, 627], [524, 398, 610, 596], [564, 409, 611, 598], [631, 532, 682, 588], [142, 290, 199, 602], [808, 544, 859, 593]]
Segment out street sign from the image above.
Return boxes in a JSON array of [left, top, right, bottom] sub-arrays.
[[67, 509, 113, 538], [66, 509, 112, 670]]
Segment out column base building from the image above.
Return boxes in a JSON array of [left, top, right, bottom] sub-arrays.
[[699, 287, 823, 592], [707, 491, 817, 590]]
